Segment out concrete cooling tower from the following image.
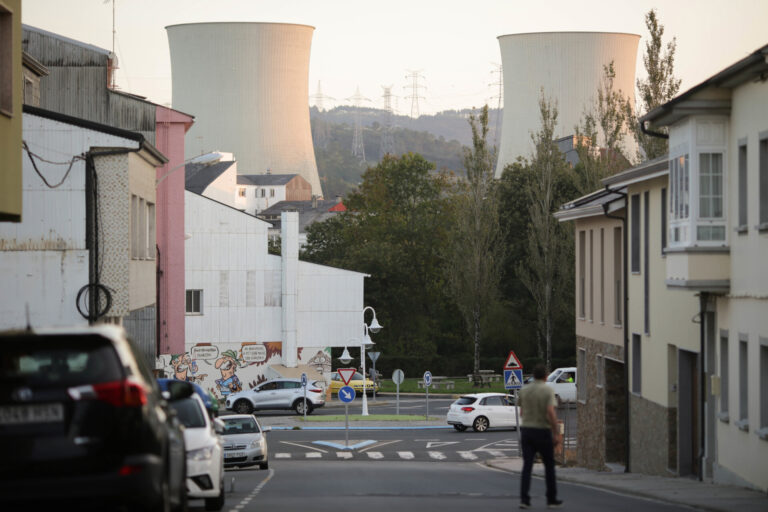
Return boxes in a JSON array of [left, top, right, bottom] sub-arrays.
[[166, 22, 323, 197], [495, 32, 640, 177]]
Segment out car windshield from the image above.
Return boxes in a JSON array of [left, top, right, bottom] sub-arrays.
[[547, 372, 560, 383], [169, 398, 206, 428], [223, 417, 260, 434]]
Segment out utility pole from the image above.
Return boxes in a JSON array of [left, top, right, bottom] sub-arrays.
[[380, 85, 396, 159], [404, 69, 425, 119], [347, 86, 370, 163]]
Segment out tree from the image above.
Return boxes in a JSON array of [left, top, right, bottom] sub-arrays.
[[628, 8, 682, 161], [444, 105, 505, 383], [517, 94, 574, 370]]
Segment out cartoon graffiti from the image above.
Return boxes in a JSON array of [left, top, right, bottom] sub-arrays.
[[214, 350, 245, 397], [170, 353, 207, 383]]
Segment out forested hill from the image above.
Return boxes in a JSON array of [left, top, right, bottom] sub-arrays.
[[310, 106, 502, 199]]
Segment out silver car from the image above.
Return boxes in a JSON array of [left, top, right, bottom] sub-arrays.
[[225, 378, 326, 415], [220, 415, 270, 470]]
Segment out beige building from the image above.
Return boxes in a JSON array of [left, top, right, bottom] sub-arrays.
[[640, 43, 768, 492], [0, 0, 22, 222]]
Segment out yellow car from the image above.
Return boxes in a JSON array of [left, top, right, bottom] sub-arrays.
[[329, 372, 379, 396]]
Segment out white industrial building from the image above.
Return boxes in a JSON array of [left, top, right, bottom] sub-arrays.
[[166, 22, 323, 198], [495, 31, 640, 176]]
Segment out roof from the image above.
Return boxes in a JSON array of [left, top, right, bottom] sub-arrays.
[[641, 43, 768, 127], [601, 154, 668, 187], [258, 200, 346, 233], [184, 161, 236, 194], [237, 174, 299, 186], [555, 186, 627, 222], [23, 24, 111, 57]]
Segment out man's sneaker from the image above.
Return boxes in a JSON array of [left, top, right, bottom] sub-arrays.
[[519, 502, 531, 509], [547, 499, 564, 508]]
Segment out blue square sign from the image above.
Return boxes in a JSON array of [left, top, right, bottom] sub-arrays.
[[504, 369, 523, 390]]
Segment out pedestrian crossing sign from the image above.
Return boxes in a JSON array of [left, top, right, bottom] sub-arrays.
[[504, 369, 523, 390], [503, 350, 523, 370]]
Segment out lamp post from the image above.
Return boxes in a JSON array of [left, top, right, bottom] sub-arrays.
[[361, 306, 383, 416]]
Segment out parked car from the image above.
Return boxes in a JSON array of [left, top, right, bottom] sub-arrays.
[[446, 392, 520, 432], [220, 414, 270, 470], [225, 378, 325, 415], [329, 371, 379, 396], [158, 377, 219, 418], [168, 393, 225, 511], [546, 367, 577, 405], [0, 325, 191, 511]]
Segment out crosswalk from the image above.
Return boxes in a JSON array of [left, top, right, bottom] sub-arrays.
[[272, 449, 519, 462]]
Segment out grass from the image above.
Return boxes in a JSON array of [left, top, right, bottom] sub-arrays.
[[300, 414, 440, 422], [377, 377, 509, 395]]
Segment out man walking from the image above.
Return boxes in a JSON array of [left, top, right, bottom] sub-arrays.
[[518, 364, 563, 509]]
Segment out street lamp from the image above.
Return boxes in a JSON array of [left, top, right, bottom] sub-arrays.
[[361, 306, 383, 416]]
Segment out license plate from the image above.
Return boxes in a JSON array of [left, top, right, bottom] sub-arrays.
[[225, 451, 245, 459], [0, 403, 64, 425]]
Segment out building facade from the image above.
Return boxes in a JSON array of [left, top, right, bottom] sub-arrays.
[[235, 173, 312, 215], [0, 0, 22, 222]]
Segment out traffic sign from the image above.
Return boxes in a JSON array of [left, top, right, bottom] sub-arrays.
[[338, 385, 356, 403], [338, 368, 356, 385], [368, 351, 380, 363], [392, 369, 404, 385], [503, 350, 523, 370], [504, 369, 524, 390], [423, 371, 432, 387], [301, 372, 307, 387]]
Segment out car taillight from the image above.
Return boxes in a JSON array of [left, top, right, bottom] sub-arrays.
[[461, 407, 475, 413], [69, 379, 148, 407], [309, 388, 323, 393], [119, 464, 144, 476]]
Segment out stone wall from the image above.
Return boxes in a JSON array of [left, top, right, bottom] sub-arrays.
[[576, 335, 624, 470], [630, 393, 675, 475]]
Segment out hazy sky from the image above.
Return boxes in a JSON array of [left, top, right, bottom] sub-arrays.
[[21, 0, 768, 115]]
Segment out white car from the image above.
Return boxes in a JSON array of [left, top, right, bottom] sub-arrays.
[[221, 414, 270, 470], [446, 393, 520, 432], [546, 367, 577, 404], [168, 394, 225, 511]]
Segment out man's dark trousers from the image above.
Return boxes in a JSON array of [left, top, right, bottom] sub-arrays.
[[520, 426, 557, 503]]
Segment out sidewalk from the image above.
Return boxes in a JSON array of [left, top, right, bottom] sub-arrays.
[[485, 458, 767, 512]]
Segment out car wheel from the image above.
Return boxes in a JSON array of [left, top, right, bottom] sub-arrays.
[[472, 416, 489, 432], [453, 424, 467, 432], [293, 400, 311, 415], [204, 480, 225, 511], [233, 399, 253, 414], [259, 460, 269, 470], [153, 472, 171, 512]]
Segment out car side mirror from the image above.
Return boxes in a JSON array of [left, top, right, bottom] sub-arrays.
[[213, 418, 225, 434], [262, 426, 271, 433]]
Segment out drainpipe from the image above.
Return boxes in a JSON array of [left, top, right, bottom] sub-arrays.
[[698, 292, 709, 482], [602, 187, 630, 473], [639, 119, 669, 140]]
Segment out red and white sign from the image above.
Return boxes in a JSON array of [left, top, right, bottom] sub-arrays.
[[338, 368, 357, 385], [503, 350, 523, 370]]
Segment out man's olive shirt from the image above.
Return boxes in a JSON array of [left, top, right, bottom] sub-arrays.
[[518, 379, 556, 430]]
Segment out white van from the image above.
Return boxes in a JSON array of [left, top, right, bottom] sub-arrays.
[[546, 367, 577, 404]]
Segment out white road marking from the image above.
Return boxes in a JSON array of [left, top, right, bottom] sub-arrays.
[[426, 441, 459, 448], [458, 451, 478, 460], [280, 440, 327, 453], [228, 468, 274, 512], [367, 451, 384, 459], [360, 439, 400, 452], [397, 451, 415, 459], [428, 451, 447, 460], [305, 452, 322, 458], [275, 453, 291, 459], [336, 451, 353, 459]]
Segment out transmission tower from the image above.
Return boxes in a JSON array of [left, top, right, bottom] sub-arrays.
[[489, 63, 503, 148], [347, 86, 371, 163], [310, 80, 335, 111], [310, 81, 335, 149], [380, 85, 396, 159], [404, 69, 425, 119]]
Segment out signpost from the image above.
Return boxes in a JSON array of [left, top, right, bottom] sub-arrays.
[[503, 350, 523, 456], [338, 385, 356, 447], [392, 369, 404, 415], [368, 351, 380, 400], [423, 371, 432, 421], [301, 372, 308, 421]]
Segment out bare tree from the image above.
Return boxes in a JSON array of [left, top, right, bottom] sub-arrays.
[[518, 94, 572, 370], [445, 105, 505, 382]]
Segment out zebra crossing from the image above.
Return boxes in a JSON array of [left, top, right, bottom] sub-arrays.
[[272, 448, 520, 462]]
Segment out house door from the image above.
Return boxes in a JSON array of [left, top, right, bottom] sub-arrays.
[[678, 349, 699, 477], [604, 358, 626, 464]]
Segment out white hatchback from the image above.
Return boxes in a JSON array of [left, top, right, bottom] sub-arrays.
[[546, 367, 577, 404], [446, 393, 520, 432]]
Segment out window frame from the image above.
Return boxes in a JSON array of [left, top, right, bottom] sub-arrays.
[[737, 141, 748, 233], [185, 289, 203, 315], [0, 5, 12, 117]]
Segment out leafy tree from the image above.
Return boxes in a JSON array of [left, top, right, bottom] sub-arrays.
[[627, 8, 682, 161], [444, 106, 505, 383]]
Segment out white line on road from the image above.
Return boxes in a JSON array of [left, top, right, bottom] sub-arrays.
[[428, 451, 447, 460], [274, 453, 291, 459], [397, 451, 415, 459], [367, 451, 384, 459], [458, 451, 478, 460], [360, 439, 400, 452], [305, 452, 322, 458], [336, 451, 353, 459], [280, 440, 327, 453]]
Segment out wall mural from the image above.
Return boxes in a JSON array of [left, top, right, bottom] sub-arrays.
[[156, 343, 332, 401]]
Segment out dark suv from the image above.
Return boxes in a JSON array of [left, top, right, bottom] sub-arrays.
[[0, 325, 192, 511]]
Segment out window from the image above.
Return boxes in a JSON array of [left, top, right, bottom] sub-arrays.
[[579, 231, 585, 318], [669, 154, 690, 243], [270, 188, 275, 198], [631, 194, 640, 273], [260, 188, 266, 198], [720, 333, 729, 420], [596, 355, 604, 387], [760, 137, 768, 227], [185, 290, 202, 314], [589, 230, 594, 322], [644, 191, 650, 335], [131, 196, 154, 259], [737, 336, 749, 431], [661, 187, 667, 252], [577, 349, 586, 401], [632, 334, 641, 394], [238, 188, 246, 197], [131, 195, 139, 259], [697, 152, 726, 241], [600, 228, 605, 324], [613, 226, 622, 326], [738, 143, 748, 231], [147, 202, 155, 260], [760, 340, 768, 438], [0, 6, 12, 116]]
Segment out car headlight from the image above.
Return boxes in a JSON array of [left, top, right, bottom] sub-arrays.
[[249, 439, 262, 449], [188, 446, 214, 461]]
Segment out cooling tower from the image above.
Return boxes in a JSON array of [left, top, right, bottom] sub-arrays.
[[166, 22, 323, 197], [495, 32, 640, 176]]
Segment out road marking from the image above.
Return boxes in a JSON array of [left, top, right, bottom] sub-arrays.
[[228, 468, 274, 512], [336, 451, 353, 459], [360, 439, 400, 452], [367, 451, 384, 459], [458, 451, 478, 460], [428, 451, 447, 460], [481, 449, 507, 457], [397, 451, 415, 459], [305, 452, 322, 458], [275, 453, 291, 459], [280, 440, 327, 453], [426, 441, 459, 448]]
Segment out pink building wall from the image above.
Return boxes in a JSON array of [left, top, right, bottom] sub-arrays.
[[155, 106, 194, 355]]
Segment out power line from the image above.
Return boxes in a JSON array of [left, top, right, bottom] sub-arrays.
[[404, 69, 426, 119], [346, 86, 371, 163]]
